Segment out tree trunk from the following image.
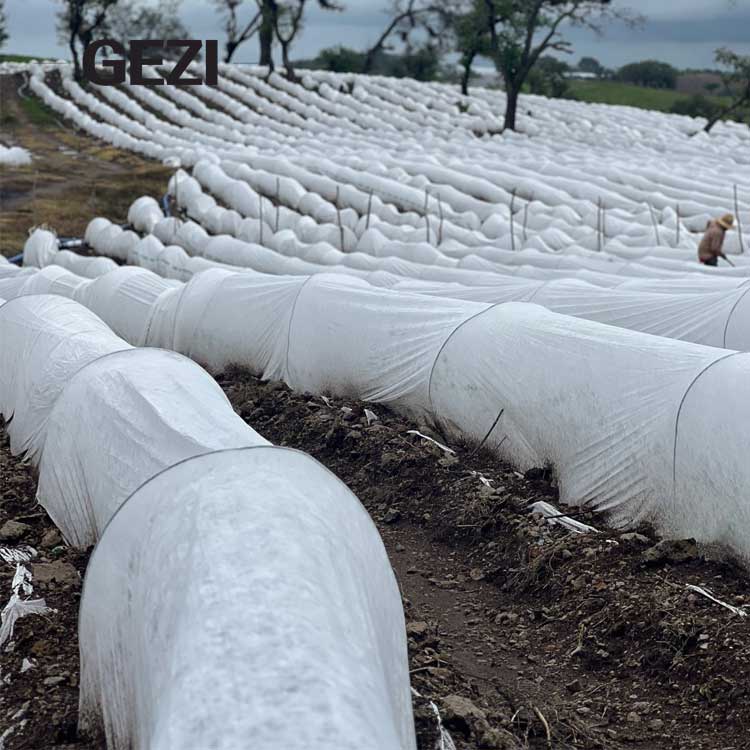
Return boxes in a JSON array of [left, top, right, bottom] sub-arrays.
[[224, 40, 238, 64], [69, 33, 81, 81], [362, 46, 379, 75], [281, 41, 296, 82], [460, 50, 476, 97], [503, 82, 520, 131], [704, 95, 749, 134], [259, 12, 274, 68], [362, 12, 406, 75]]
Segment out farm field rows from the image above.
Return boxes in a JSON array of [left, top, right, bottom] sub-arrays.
[[1, 60, 749, 750]]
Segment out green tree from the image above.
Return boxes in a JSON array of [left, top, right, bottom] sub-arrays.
[[362, 1, 449, 75], [103, 0, 190, 60], [316, 45, 365, 73], [617, 60, 677, 89], [394, 43, 440, 80], [452, 0, 491, 95], [578, 55, 602, 75], [211, 1, 282, 66], [703, 47, 750, 133], [212, 0, 263, 63], [269, 0, 342, 82], [57, 0, 120, 80], [476, 0, 634, 131], [527, 55, 570, 97], [670, 94, 720, 120]]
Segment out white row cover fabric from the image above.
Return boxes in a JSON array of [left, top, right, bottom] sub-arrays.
[[391, 277, 750, 351], [0, 294, 414, 749], [0, 144, 32, 167], [25, 61, 749, 248], [80, 448, 414, 750], [38, 347, 267, 546], [5, 255, 750, 560], [0, 295, 131, 462], [20, 229, 750, 351]]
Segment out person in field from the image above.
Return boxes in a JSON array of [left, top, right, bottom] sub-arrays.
[[698, 214, 734, 266]]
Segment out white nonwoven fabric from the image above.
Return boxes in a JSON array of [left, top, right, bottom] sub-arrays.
[[0, 295, 415, 748], [11, 234, 750, 557], [0, 295, 131, 461], [393, 277, 750, 350], [79, 448, 415, 750], [38, 347, 268, 546], [0, 144, 32, 167]]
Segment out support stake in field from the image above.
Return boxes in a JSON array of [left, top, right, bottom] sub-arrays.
[[366, 189, 373, 231], [470, 408, 505, 457], [275, 177, 281, 233], [510, 190, 516, 252], [523, 202, 529, 242], [437, 194, 445, 246], [648, 203, 661, 245], [734, 184, 745, 254], [424, 188, 431, 244], [336, 186, 345, 251], [259, 194, 264, 245]]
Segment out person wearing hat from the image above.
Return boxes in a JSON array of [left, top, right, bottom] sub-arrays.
[[698, 214, 734, 266]]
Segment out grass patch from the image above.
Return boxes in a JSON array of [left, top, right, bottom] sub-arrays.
[[569, 80, 708, 111], [567, 80, 750, 124], [18, 96, 59, 127], [0, 163, 172, 254], [0, 53, 56, 63]]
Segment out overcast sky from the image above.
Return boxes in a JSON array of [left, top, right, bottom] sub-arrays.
[[4, 0, 750, 70]]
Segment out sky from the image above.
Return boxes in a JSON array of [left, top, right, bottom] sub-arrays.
[[4, 0, 750, 70]]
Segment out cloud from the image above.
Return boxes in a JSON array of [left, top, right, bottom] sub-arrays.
[[3, 0, 749, 70]]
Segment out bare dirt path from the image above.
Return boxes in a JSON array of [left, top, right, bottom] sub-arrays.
[[1, 369, 748, 750], [0, 431, 95, 750], [220, 368, 750, 750], [0, 72, 171, 255]]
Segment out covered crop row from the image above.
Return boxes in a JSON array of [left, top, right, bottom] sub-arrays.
[[72, 218, 750, 350], [91, 191, 750, 292], [0, 292, 414, 749], [11, 231, 750, 563], [24, 62, 750, 247]]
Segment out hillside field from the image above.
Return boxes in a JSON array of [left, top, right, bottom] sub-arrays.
[[1, 59, 749, 750]]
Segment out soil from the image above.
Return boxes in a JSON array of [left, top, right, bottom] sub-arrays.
[[0, 432, 96, 750], [1, 68, 749, 750], [217, 368, 750, 750], [1, 377, 750, 750], [2, 367, 749, 750], [0, 72, 171, 255]]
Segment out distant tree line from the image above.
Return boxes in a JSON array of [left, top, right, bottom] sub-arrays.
[[1, 0, 739, 134], [616, 59, 677, 89]]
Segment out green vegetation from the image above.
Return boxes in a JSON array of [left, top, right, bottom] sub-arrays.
[[0, 53, 56, 63], [571, 80, 723, 111], [18, 95, 58, 127], [569, 80, 689, 110], [616, 59, 678, 89], [300, 45, 444, 83], [568, 79, 749, 124]]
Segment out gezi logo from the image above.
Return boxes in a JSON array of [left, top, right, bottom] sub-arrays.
[[82, 40, 218, 86]]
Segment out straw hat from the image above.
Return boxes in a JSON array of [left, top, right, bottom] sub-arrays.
[[717, 214, 735, 230]]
